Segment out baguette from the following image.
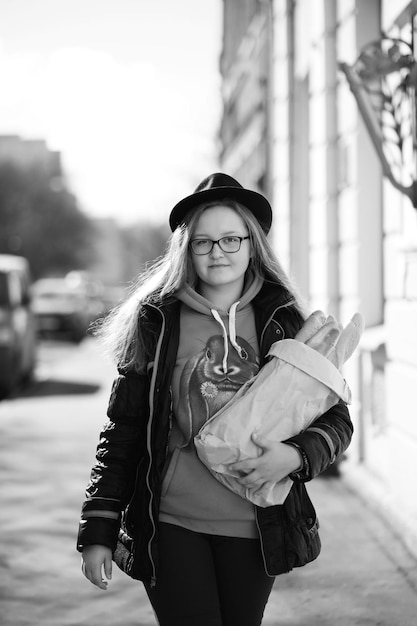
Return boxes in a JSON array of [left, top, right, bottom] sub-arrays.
[[305, 320, 341, 357], [295, 309, 364, 367], [294, 310, 327, 343], [328, 312, 365, 368]]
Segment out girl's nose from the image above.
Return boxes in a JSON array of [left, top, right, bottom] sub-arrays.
[[210, 241, 224, 258]]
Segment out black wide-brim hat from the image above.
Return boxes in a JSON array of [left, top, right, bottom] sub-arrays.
[[169, 173, 273, 234]]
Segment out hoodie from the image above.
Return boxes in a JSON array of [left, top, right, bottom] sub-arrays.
[[158, 275, 263, 538]]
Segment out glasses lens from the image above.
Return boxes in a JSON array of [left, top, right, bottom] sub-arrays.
[[191, 239, 212, 254], [219, 236, 240, 252]]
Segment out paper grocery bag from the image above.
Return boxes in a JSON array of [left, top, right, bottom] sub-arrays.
[[194, 339, 351, 507]]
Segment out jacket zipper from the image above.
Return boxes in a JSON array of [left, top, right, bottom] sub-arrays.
[[144, 303, 166, 587], [254, 508, 273, 577]]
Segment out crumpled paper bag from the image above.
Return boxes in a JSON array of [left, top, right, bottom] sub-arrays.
[[194, 339, 351, 507]]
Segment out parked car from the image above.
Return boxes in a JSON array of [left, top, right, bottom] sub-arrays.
[[65, 271, 105, 326], [0, 254, 37, 398], [32, 277, 93, 343]]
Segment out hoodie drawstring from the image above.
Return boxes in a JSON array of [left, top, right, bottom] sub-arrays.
[[211, 302, 245, 374], [229, 302, 246, 358]]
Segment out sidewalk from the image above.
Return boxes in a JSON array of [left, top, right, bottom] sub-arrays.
[[72, 474, 417, 626], [1, 338, 416, 625], [262, 475, 417, 626]]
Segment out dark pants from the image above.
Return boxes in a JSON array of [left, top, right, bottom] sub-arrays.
[[144, 522, 275, 626]]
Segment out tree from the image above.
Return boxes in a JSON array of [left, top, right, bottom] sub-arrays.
[[0, 162, 95, 279]]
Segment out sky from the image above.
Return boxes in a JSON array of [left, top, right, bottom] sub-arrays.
[[0, 0, 223, 225]]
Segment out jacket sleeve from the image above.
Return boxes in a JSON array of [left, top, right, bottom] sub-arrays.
[[76, 369, 150, 552], [284, 399, 353, 482]]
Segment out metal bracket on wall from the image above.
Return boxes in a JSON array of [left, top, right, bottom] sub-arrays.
[[339, 36, 417, 209]]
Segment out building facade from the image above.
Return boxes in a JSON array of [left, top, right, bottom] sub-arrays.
[[220, 0, 417, 557], [220, 0, 273, 197]]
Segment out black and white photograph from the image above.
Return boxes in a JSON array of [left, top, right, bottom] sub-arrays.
[[1, 1, 417, 625]]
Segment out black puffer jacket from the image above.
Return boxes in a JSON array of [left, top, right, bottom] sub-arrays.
[[77, 283, 353, 585]]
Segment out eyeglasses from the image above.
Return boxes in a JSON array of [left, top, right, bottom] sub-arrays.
[[190, 236, 250, 255]]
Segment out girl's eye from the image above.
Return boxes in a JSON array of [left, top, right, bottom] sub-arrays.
[[224, 237, 239, 244]]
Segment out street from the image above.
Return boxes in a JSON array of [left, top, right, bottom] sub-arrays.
[[1, 337, 417, 625]]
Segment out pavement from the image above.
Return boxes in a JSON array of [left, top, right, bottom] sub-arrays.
[[0, 338, 417, 625], [262, 475, 417, 625]]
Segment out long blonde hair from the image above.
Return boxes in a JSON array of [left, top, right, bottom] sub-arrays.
[[96, 199, 306, 371]]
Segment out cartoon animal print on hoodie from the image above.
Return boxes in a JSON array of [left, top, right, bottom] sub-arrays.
[[179, 334, 258, 435]]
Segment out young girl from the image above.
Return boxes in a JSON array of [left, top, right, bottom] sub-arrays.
[[78, 173, 353, 626]]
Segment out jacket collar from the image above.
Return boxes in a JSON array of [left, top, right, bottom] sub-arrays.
[[252, 281, 296, 317]]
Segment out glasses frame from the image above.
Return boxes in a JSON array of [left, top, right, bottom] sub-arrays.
[[189, 236, 250, 255]]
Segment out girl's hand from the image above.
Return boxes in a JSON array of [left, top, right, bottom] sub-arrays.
[[81, 544, 113, 590], [228, 434, 303, 491]]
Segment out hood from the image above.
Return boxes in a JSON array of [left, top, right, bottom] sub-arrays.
[[176, 273, 263, 375]]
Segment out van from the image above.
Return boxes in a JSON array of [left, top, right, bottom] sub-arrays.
[[0, 254, 37, 398]]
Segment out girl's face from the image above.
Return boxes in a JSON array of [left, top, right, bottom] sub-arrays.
[[190, 205, 251, 295]]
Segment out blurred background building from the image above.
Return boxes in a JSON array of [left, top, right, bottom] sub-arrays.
[[0, 135, 62, 176], [220, 0, 417, 558]]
